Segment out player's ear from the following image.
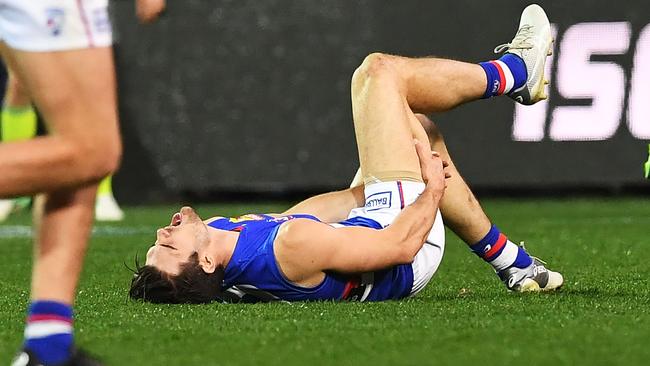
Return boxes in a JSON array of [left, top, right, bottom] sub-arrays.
[[198, 254, 216, 274]]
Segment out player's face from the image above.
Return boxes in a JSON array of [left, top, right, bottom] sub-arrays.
[[145, 206, 210, 275]]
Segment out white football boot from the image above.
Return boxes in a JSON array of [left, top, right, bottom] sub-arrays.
[[95, 194, 125, 221], [0, 199, 14, 222], [494, 4, 553, 105], [498, 242, 564, 292]]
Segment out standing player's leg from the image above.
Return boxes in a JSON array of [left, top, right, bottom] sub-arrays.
[[1, 45, 120, 365], [0, 47, 120, 196], [0, 67, 124, 223]]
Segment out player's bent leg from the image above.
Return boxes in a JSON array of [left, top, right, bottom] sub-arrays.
[[350, 51, 506, 184], [349, 7, 553, 188], [347, 54, 464, 294], [0, 62, 124, 223], [0, 46, 121, 197]]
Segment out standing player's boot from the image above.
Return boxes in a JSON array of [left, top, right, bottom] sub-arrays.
[[498, 244, 564, 292], [95, 193, 124, 221], [0, 197, 31, 222], [494, 4, 552, 105], [12, 348, 103, 366]]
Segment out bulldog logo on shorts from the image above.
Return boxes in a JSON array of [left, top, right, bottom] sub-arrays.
[[365, 191, 392, 211], [45, 8, 65, 36]]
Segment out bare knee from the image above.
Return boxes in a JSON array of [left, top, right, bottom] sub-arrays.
[[84, 136, 122, 181], [415, 113, 444, 146], [67, 135, 122, 184], [37, 86, 122, 183], [351, 53, 400, 94], [355, 53, 395, 77]]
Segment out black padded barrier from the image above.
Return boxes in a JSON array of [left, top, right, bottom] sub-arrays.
[[110, 0, 650, 202]]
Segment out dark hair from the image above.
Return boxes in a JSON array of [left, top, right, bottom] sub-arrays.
[[129, 252, 224, 304]]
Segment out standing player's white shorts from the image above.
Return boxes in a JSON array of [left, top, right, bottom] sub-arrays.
[[345, 180, 446, 297], [0, 0, 112, 52]]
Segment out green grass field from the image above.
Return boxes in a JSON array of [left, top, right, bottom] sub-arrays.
[[1, 198, 649, 365]]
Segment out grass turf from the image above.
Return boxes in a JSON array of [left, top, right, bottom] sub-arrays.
[[1, 198, 649, 365]]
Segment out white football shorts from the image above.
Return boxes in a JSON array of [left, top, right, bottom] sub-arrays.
[[0, 0, 112, 52], [345, 180, 446, 297]]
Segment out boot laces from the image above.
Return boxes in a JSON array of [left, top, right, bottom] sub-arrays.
[[494, 24, 535, 54]]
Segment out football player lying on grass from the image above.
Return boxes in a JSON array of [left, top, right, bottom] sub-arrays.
[[129, 4, 563, 304]]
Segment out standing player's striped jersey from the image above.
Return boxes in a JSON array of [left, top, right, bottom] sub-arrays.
[[209, 214, 413, 302]]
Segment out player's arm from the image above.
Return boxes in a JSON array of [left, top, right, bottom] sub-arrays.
[[281, 185, 365, 222], [275, 140, 448, 280], [276, 195, 437, 277]]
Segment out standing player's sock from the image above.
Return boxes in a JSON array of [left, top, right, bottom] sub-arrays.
[[24, 301, 74, 365], [470, 224, 532, 271], [1, 105, 37, 142], [97, 175, 113, 197], [479, 54, 528, 98]]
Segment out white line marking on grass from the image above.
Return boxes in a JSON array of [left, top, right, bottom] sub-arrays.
[[0, 225, 155, 238]]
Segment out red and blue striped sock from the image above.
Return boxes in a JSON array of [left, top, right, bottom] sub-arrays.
[[470, 225, 532, 271], [479, 54, 527, 98], [24, 301, 74, 365]]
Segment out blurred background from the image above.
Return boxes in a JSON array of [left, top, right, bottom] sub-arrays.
[[9, 0, 650, 204]]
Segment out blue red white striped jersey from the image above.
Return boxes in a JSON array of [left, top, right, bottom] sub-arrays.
[[210, 214, 413, 302]]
